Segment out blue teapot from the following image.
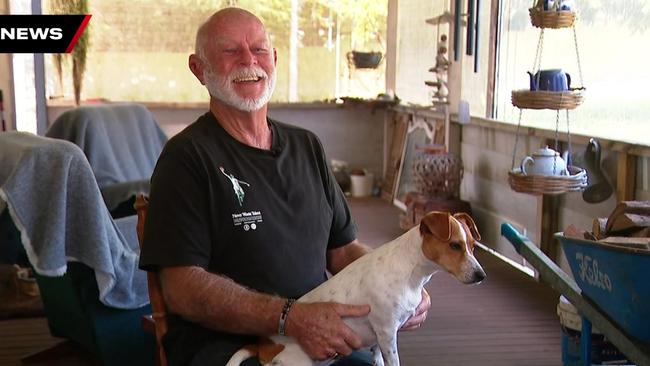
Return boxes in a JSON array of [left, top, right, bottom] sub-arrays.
[[528, 69, 571, 92], [540, 0, 572, 11]]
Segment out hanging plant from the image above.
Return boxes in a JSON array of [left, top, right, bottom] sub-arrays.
[[49, 0, 89, 105]]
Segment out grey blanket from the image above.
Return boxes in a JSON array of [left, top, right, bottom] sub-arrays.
[[46, 103, 168, 210], [0, 132, 148, 309]]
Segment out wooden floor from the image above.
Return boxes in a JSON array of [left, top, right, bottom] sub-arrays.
[[351, 198, 562, 366], [0, 197, 562, 366]]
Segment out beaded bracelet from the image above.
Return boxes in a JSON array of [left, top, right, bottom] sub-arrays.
[[278, 298, 296, 336]]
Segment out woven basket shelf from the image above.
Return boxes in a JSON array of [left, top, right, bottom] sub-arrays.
[[511, 89, 584, 110], [508, 165, 588, 195], [529, 8, 576, 29]]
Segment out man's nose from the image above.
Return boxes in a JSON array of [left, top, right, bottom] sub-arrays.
[[239, 48, 257, 66]]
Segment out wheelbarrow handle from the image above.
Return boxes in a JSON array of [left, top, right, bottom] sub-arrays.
[[500, 223, 526, 254]]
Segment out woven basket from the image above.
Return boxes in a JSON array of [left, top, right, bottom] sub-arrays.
[[412, 149, 463, 199], [508, 165, 588, 195], [529, 8, 576, 29], [511, 89, 584, 110]]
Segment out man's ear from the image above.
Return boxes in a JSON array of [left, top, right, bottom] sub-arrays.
[[188, 54, 206, 85], [420, 211, 451, 242], [273, 48, 278, 65]]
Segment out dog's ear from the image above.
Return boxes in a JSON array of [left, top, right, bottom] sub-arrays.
[[453, 212, 481, 241], [420, 211, 451, 241]]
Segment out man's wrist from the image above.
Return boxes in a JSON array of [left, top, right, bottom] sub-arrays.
[[278, 298, 296, 336]]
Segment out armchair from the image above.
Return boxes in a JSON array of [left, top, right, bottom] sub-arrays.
[[0, 132, 155, 365], [46, 103, 168, 217]]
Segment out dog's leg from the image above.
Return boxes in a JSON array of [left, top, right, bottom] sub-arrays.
[[375, 332, 399, 366]]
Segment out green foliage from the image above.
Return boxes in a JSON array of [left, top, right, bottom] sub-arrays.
[[48, 0, 90, 105], [229, 0, 386, 50], [329, 0, 387, 47]]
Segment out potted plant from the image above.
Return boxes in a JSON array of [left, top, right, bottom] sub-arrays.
[[347, 51, 383, 69]]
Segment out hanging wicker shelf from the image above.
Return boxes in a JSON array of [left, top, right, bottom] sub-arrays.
[[508, 165, 588, 195], [529, 8, 576, 29], [511, 89, 584, 110]]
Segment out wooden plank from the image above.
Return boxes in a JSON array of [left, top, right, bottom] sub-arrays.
[[617, 151, 637, 201], [380, 112, 409, 202]]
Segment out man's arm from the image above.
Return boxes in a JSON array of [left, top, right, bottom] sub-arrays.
[[326, 239, 372, 274], [160, 266, 284, 335], [160, 265, 370, 361]]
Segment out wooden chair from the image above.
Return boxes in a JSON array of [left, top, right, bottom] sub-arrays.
[[135, 194, 169, 366]]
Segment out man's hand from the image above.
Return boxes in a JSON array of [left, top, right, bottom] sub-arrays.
[[400, 288, 430, 331], [284, 302, 370, 360]]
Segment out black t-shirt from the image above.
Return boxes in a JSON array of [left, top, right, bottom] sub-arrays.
[[139, 112, 356, 364]]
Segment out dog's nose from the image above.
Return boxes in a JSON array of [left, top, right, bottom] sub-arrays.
[[472, 268, 486, 283]]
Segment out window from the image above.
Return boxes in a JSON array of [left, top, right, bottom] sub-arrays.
[[44, 0, 387, 104], [495, 0, 650, 146]]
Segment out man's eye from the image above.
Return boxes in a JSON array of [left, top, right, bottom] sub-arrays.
[[223, 49, 237, 54]]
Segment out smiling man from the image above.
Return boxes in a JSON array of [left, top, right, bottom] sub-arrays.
[[139, 8, 430, 366]]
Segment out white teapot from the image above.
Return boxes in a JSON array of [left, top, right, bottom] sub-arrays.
[[520, 146, 569, 176]]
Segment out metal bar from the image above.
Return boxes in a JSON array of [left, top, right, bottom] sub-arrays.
[[581, 317, 593, 366], [0, 90, 6, 131], [32, 0, 47, 135], [501, 223, 650, 366], [474, 0, 481, 72], [454, 0, 462, 61], [466, 0, 475, 56]]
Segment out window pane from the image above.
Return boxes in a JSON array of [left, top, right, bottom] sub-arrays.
[[44, 0, 387, 104], [495, 0, 650, 146]]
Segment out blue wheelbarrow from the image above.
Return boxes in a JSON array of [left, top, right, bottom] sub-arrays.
[[501, 223, 650, 366]]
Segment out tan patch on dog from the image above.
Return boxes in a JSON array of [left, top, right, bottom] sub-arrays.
[[258, 338, 285, 364]]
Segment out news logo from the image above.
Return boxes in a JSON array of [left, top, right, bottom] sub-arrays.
[[0, 15, 91, 53]]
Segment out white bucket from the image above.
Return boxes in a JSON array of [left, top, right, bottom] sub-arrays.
[[350, 173, 374, 197]]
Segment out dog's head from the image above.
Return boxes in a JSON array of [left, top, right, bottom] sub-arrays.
[[419, 211, 486, 284]]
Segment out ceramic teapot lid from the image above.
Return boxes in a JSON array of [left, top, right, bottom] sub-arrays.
[[533, 146, 559, 157]]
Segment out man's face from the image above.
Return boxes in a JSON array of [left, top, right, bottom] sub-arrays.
[[201, 16, 276, 112]]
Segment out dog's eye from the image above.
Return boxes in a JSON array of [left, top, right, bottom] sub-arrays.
[[449, 242, 462, 251]]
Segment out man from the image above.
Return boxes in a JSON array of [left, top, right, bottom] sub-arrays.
[[140, 8, 430, 366]]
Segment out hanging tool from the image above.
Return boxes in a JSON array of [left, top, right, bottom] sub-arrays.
[[582, 138, 614, 203], [466, 0, 475, 56], [454, 0, 462, 61], [474, 0, 481, 73]]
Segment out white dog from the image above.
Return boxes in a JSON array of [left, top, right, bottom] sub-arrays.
[[226, 211, 486, 366]]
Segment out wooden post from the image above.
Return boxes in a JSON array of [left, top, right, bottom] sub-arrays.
[[539, 194, 560, 262], [616, 152, 636, 202]]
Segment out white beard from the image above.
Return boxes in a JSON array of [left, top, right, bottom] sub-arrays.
[[203, 65, 276, 112]]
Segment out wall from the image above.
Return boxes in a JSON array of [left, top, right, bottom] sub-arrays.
[[0, 0, 14, 131], [47, 103, 387, 182]]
